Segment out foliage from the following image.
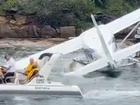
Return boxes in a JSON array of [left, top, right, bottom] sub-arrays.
[[3, 0, 18, 9], [105, 0, 133, 16], [0, 0, 18, 15], [0, 0, 139, 30], [126, 0, 140, 7], [20, 0, 95, 29]]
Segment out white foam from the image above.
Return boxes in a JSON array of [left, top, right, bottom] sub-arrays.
[[13, 96, 29, 101], [83, 90, 140, 99]]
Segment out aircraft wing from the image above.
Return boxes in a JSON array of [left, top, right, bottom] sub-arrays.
[[113, 43, 140, 61], [16, 37, 83, 70], [106, 8, 140, 34], [65, 58, 108, 76], [65, 42, 140, 76]]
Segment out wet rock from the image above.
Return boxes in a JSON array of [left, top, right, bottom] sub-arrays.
[[60, 26, 76, 38], [40, 25, 57, 38]]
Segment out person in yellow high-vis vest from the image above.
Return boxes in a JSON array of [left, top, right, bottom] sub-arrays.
[[24, 58, 39, 81]]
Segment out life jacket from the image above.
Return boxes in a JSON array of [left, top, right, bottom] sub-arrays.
[[25, 64, 39, 80], [24, 64, 34, 75]]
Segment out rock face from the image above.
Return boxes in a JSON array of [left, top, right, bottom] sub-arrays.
[[0, 15, 28, 38], [0, 15, 52, 38], [0, 16, 8, 23], [0, 15, 77, 38], [0, 23, 18, 38], [15, 15, 26, 24]]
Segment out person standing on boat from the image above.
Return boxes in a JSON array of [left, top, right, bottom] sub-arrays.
[[3, 54, 16, 83]]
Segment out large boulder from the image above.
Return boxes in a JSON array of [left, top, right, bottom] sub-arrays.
[[40, 25, 57, 38], [60, 26, 76, 38]]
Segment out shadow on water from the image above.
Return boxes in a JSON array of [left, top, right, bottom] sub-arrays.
[[100, 70, 122, 78], [84, 67, 122, 78]]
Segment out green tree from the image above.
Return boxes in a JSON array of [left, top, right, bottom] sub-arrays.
[[126, 0, 140, 7], [20, 0, 95, 29], [105, 0, 133, 16], [0, 0, 18, 14], [0, 0, 138, 30], [92, 0, 106, 8]]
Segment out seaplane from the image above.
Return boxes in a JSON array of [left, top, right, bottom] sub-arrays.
[[1, 8, 140, 96]]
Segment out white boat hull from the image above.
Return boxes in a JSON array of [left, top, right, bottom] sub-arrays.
[[0, 83, 82, 96]]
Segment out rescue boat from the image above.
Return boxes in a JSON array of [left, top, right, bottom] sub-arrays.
[[0, 53, 82, 96]]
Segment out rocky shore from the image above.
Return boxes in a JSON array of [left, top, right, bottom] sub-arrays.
[[0, 38, 135, 48], [0, 38, 67, 48], [0, 15, 77, 39]]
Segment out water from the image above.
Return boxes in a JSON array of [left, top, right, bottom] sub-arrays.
[[0, 47, 46, 65], [0, 47, 140, 105]]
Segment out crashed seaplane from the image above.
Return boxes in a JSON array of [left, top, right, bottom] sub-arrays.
[[0, 8, 140, 95]]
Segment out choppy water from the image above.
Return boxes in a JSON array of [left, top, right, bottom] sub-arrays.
[[0, 47, 140, 105]]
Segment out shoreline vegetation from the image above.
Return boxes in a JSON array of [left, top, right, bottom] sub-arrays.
[[0, 0, 138, 39]]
